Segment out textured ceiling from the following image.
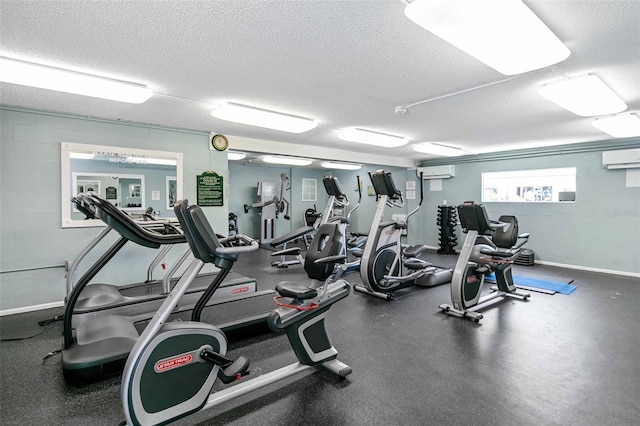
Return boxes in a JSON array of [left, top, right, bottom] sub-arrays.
[[1, 0, 639, 167]]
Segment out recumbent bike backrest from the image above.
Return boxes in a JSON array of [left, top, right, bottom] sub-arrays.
[[457, 201, 493, 236], [492, 215, 519, 249], [174, 199, 237, 269], [304, 223, 343, 282]]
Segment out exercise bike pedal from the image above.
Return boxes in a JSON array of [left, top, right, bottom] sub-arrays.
[[217, 355, 251, 384]]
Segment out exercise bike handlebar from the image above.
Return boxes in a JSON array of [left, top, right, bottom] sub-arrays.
[[215, 234, 259, 254], [489, 219, 508, 229]]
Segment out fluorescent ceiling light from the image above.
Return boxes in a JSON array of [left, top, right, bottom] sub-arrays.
[[263, 155, 313, 166], [228, 152, 247, 161], [320, 162, 362, 170], [538, 75, 627, 117], [211, 102, 317, 133], [127, 157, 177, 166], [404, 0, 570, 75], [0, 57, 153, 103], [592, 113, 640, 138], [337, 128, 408, 148], [69, 152, 96, 160], [413, 143, 467, 157]]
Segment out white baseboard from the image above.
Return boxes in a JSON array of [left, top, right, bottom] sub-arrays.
[[0, 301, 64, 317], [426, 246, 639, 278], [534, 260, 640, 278]]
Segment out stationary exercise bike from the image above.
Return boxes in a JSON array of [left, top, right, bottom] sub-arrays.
[[439, 201, 530, 322], [356, 170, 452, 300], [121, 200, 351, 426]]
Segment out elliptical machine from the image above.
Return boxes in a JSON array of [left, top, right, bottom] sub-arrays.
[[356, 170, 452, 300], [321, 173, 363, 274], [439, 201, 530, 322], [122, 200, 351, 426]]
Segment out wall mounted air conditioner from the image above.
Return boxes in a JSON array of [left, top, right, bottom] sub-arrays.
[[417, 165, 455, 179], [602, 149, 640, 169]]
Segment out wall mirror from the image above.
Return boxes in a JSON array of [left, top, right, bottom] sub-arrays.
[[61, 142, 183, 228], [72, 172, 146, 213]]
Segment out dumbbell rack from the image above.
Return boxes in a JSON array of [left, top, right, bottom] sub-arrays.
[[436, 205, 458, 254]]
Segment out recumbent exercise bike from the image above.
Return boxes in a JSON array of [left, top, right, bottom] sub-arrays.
[[439, 201, 530, 322], [121, 200, 351, 425]]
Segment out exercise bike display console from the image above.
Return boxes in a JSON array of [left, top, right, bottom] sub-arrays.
[[439, 201, 531, 322], [122, 201, 352, 426], [356, 170, 452, 300]]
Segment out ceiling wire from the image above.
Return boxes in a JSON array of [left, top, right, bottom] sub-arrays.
[[395, 76, 518, 115], [155, 91, 212, 106]]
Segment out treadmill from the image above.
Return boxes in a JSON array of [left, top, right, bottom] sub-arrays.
[[67, 195, 267, 328], [61, 195, 276, 383]]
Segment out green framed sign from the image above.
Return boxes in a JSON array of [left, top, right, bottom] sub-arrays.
[[196, 171, 223, 207]]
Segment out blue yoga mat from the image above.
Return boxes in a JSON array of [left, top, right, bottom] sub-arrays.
[[486, 273, 577, 295]]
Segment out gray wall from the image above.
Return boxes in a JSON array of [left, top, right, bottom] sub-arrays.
[[1, 106, 638, 313], [231, 148, 640, 276], [414, 146, 640, 275], [0, 107, 228, 311]]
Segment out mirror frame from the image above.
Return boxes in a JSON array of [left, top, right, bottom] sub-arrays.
[[61, 142, 183, 228]]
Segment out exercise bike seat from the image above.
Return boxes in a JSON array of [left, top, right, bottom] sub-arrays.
[[275, 282, 318, 300]]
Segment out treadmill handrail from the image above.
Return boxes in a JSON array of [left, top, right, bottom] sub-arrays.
[[89, 194, 186, 247]]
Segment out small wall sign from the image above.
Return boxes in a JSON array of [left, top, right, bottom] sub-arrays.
[[196, 171, 223, 207]]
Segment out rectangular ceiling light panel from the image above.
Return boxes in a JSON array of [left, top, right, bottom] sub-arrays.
[[337, 128, 408, 148], [538, 75, 628, 116], [211, 103, 317, 133], [0, 57, 153, 104], [592, 113, 640, 138], [320, 162, 362, 170], [404, 0, 570, 75], [413, 143, 467, 157], [263, 156, 313, 166]]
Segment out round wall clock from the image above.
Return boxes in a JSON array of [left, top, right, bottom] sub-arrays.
[[211, 134, 229, 151]]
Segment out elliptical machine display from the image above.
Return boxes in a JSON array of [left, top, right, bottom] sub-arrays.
[[439, 201, 531, 322], [356, 170, 452, 300]]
